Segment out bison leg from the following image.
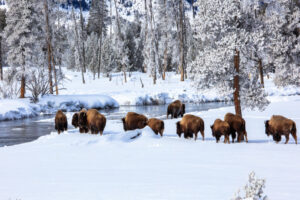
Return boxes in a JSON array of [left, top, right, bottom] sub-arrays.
[[200, 130, 205, 141], [244, 132, 248, 143], [285, 134, 290, 144], [291, 132, 297, 144], [226, 135, 230, 144], [231, 131, 236, 143], [194, 132, 198, 141]]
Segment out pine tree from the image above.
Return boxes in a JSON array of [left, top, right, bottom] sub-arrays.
[[265, 0, 300, 87], [4, 0, 39, 98], [189, 0, 269, 115]]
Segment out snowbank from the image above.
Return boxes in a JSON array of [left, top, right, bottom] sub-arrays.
[[0, 94, 119, 121], [0, 96, 299, 200]]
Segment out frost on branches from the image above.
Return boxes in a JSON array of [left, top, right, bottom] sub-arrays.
[[232, 171, 268, 200], [264, 0, 300, 87], [188, 0, 269, 111]]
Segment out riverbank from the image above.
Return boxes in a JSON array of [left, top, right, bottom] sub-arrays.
[[0, 70, 300, 121], [0, 95, 299, 200]]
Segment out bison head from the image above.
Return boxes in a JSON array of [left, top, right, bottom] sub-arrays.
[[72, 113, 79, 128], [78, 111, 87, 127], [264, 120, 270, 136], [122, 117, 127, 131], [176, 121, 182, 138]]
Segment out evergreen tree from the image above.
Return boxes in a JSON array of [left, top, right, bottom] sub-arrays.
[[189, 0, 269, 115], [4, 0, 39, 98]]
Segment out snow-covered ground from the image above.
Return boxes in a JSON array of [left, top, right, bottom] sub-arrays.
[[0, 95, 299, 200], [0, 69, 300, 121]]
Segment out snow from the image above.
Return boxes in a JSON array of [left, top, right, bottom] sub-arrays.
[[0, 94, 118, 121], [0, 95, 299, 199]]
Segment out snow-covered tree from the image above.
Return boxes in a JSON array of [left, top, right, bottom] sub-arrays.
[[189, 0, 269, 116], [0, 8, 6, 81], [3, 0, 39, 98], [264, 0, 300, 87]]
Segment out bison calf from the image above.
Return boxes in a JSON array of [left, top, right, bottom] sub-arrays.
[[167, 100, 185, 119], [147, 118, 164, 137], [176, 114, 204, 141], [265, 115, 297, 144], [211, 119, 231, 144], [55, 110, 68, 134], [224, 113, 248, 143], [122, 112, 148, 131]]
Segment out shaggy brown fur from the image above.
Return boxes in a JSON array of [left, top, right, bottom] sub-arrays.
[[79, 109, 106, 135], [167, 100, 185, 119], [265, 115, 297, 144], [224, 113, 248, 143], [147, 118, 164, 137], [78, 109, 89, 133], [55, 110, 68, 134], [210, 119, 231, 144], [72, 113, 79, 128], [122, 112, 148, 131], [176, 114, 204, 141]]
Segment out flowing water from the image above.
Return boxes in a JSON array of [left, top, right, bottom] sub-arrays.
[[0, 102, 232, 147]]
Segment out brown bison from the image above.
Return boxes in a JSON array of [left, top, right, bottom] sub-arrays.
[[224, 113, 248, 143], [265, 115, 297, 144], [122, 112, 148, 131], [167, 100, 185, 119], [72, 113, 79, 128], [210, 119, 231, 143], [176, 114, 204, 141], [55, 110, 68, 134], [78, 109, 106, 135], [147, 118, 164, 137]]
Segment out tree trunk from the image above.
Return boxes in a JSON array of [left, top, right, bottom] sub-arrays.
[[98, 35, 103, 79], [162, 47, 167, 80], [79, 3, 86, 73], [234, 50, 242, 117], [20, 75, 25, 98], [0, 37, 2, 81], [179, 0, 184, 82], [50, 45, 59, 95], [44, 0, 53, 94], [143, 0, 148, 73], [258, 59, 264, 88], [192, 0, 196, 19], [71, 7, 85, 84], [123, 65, 127, 83]]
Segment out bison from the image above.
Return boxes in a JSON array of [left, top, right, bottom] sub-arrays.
[[210, 119, 231, 143], [122, 112, 148, 131], [265, 115, 297, 144], [167, 100, 185, 119], [224, 113, 248, 143], [55, 110, 68, 134], [147, 118, 164, 137], [79, 109, 106, 135], [72, 113, 79, 128], [176, 114, 204, 141]]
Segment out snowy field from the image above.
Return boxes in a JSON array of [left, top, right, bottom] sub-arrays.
[[0, 95, 299, 200], [1, 69, 299, 121]]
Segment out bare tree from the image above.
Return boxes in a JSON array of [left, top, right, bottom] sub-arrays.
[[71, 7, 85, 84]]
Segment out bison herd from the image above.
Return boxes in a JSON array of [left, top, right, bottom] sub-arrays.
[[54, 100, 297, 144]]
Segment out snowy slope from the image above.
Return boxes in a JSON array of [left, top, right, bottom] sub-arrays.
[[0, 96, 299, 200]]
